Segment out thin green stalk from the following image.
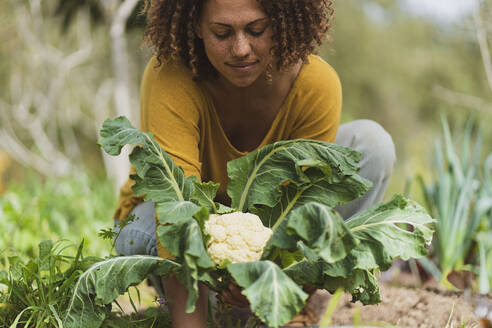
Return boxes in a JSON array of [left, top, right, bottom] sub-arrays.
[[271, 189, 303, 231], [444, 303, 455, 328], [320, 288, 343, 326]]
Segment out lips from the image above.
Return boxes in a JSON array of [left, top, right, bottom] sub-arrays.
[[227, 62, 257, 68], [226, 61, 258, 73]]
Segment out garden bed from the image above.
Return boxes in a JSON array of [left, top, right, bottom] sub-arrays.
[[321, 282, 483, 327], [116, 273, 490, 327]]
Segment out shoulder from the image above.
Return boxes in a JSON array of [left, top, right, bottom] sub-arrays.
[[140, 56, 209, 119], [287, 55, 341, 134], [141, 56, 205, 100], [288, 55, 342, 114], [286, 55, 342, 141], [295, 55, 341, 98]]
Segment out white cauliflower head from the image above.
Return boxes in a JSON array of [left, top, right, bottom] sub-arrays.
[[204, 211, 273, 265]]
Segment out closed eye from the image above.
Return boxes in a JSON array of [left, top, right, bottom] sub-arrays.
[[248, 28, 266, 37], [214, 32, 231, 40]]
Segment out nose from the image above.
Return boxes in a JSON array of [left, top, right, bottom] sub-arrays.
[[231, 33, 251, 58]]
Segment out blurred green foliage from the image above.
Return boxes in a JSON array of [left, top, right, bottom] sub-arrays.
[[0, 172, 116, 258], [325, 0, 490, 125], [413, 116, 492, 292], [322, 0, 492, 196]]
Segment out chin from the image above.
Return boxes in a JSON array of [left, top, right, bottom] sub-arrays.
[[230, 79, 257, 88], [223, 73, 262, 88]]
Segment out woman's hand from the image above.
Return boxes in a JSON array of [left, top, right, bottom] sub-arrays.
[[220, 283, 250, 308]]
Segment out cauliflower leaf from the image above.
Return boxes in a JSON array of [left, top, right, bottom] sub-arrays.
[[227, 261, 308, 327]]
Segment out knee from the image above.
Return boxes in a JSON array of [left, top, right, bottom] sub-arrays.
[[346, 120, 396, 178], [113, 201, 158, 256]]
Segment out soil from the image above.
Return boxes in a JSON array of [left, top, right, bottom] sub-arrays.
[[305, 272, 491, 328], [315, 283, 480, 327], [117, 273, 492, 327]]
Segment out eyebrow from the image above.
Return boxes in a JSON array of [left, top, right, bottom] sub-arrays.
[[209, 17, 269, 27]]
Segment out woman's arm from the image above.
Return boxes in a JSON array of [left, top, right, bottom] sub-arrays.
[[162, 275, 209, 328]]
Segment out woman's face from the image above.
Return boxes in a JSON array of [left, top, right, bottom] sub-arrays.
[[197, 0, 273, 88]]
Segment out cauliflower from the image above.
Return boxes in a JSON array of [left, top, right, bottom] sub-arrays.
[[204, 211, 273, 265]]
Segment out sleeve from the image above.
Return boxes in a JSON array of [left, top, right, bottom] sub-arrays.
[[113, 166, 144, 222], [113, 58, 205, 259], [289, 60, 342, 143], [141, 58, 203, 178]]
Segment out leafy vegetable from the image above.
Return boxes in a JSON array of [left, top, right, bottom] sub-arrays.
[[0, 240, 174, 328], [226, 139, 370, 211], [283, 195, 433, 304], [89, 116, 434, 327], [345, 195, 434, 270], [63, 255, 177, 328], [228, 261, 308, 327], [99, 115, 193, 203], [283, 202, 357, 263]]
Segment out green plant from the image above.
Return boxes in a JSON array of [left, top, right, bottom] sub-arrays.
[[476, 154, 492, 294], [64, 116, 434, 328], [0, 239, 173, 328], [415, 115, 492, 290], [0, 171, 115, 259], [0, 240, 100, 327]]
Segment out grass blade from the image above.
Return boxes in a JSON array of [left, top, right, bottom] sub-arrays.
[[320, 288, 343, 326], [49, 304, 64, 328]]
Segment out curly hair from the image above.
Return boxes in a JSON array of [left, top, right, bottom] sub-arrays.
[[143, 0, 334, 80]]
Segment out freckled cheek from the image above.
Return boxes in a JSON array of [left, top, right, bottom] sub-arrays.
[[255, 34, 274, 59], [204, 41, 229, 62], [258, 42, 272, 57]]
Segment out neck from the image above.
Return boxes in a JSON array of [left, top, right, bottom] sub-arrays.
[[217, 71, 275, 99], [210, 61, 303, 104]]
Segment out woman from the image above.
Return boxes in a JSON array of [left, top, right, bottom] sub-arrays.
[[114, 0, 396, 326]]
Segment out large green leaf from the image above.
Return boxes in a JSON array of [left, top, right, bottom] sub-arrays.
[[322, 269, 381, 305], [283, 259, 381, 305], [157, 213, 214, 312], [227, 139, 368, 212], [189, 178, 220, 213], [256, 172, 370, 229], [286, 203, 358, 263], [98, 116, 150, 156], [310, 195, 433, 276], [345, 194, 434, 270], [155, 200, 201, 225], [98, 116, 193, 203], [259, 173, 370, 256], [227, 261, 308, 327], [63, 256, 177, 328], [283, 195, 433, 304]]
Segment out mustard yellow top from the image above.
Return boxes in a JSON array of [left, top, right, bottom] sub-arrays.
[[114, 54, 342, 258]]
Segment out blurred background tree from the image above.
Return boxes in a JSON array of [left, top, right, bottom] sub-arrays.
[[322, 0, 492, 195], [0, 0, 491, 255], [0, 0, 149, 191]]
